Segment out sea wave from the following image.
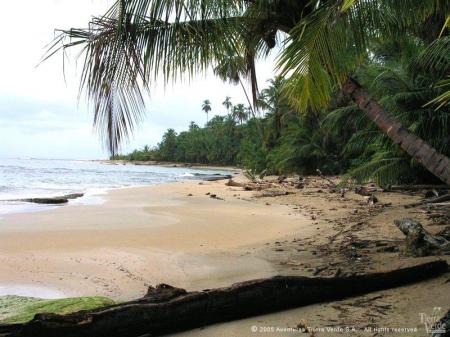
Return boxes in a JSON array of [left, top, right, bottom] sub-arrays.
[[0, 158, 231, 215]]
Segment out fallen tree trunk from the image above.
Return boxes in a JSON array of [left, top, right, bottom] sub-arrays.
[[255, 190, 293, 198], [388, 184, 450, 191], [200, 174, 232, 182], [225, 179, 245, 187], [225, 178, 275, 191], [0, 261, 447, 337], [395, 218, 450, 256], [405, 194, 450, 208], [7, 194, 84, 205]]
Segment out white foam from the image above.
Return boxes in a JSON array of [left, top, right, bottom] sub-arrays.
[[0, 285, 65, 299]]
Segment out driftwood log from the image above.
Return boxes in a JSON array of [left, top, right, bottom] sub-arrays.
[[255, 190, 293, 198], [389, 184, 450, 191], [225, 179, 245, 187], [8, 194, 84, 205], [225, 178, 275, 191], [201, 174, 232, 182], [395, 218, 450, 256], [405, 194, 450, 208], [0, 261, 447, 337]]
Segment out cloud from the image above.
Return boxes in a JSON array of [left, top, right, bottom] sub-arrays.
[[0, 1, 276, 159]]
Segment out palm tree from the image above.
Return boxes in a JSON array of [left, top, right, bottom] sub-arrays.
[[202, 100, 212, 124], [232, 104, 247, 125], [222, 96, 232, 116], [50, 0, 450, 183], [214, 55, 257, 118]]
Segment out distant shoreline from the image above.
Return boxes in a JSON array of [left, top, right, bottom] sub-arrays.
[[96, 159, 241, 173]]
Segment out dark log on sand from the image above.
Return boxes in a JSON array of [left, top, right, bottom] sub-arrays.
[[199, 174, 232, 181], [405, 194, 450, 208], [388, 184, 450, 191], [9, 193, 84, 205], [225, 179, 274, 191], [0, 261, 447, 337], [255, 190, 293, 198], [225, 179, 245, 187], [395, 218, 450, 256]]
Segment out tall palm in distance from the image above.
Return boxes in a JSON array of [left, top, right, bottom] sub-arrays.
[[214, 56, 256, 118], [232, 104, 247, 125], [202, 100, 212, 124], [222, 96, 233, 117], [50, 0, 450, 183]]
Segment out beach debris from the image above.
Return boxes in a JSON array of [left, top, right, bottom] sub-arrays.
[[315, 169, 337, 188], [365, 195, 378, 205], [145, 284, 187, 302], [394, 218, 450, 256], [225, 179, 245, 187], [313, 266, 328, 276], [424, 189, 440, 198], [9, 193, 84, 205], [255, 190, 293, 198], [2, 262, 445, 337], [295, 182, 305, 189], [354, 186, 376, 196], [209, 194, 224, 200], [202, 174, 232, 181], [296, 321, 316, 336]]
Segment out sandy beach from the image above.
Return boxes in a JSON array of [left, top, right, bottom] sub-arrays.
[[0, 176, 449, 336], [0, 178, 310, 301]]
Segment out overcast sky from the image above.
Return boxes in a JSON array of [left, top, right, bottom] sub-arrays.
[[0, 1, 276, 160]]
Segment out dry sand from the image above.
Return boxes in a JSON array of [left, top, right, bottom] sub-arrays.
[[0, 176, 449, 336]]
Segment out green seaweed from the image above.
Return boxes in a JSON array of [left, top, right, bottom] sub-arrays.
[[0, 295, 114, 324]]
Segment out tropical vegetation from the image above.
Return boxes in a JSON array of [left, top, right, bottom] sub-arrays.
[[51, 0, 450, 185]]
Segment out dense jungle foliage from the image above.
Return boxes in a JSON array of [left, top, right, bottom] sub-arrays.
[[112, 35, 449, 186]]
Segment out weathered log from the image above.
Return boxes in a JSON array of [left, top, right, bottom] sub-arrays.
[[389, 184, 450, 191], [255, 190, 293, 198], [405, 194, 450, 208], [225, 179, 245, 187], [395, 218, 450, 256], [0, 261, 447, 337], [225, 178, 275, 190], [200, 174, 232, 181], [354, 186, 375, 196], [9, 193, 85, 205]]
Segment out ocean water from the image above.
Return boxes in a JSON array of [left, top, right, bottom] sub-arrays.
[[0, 158, 231, 216]]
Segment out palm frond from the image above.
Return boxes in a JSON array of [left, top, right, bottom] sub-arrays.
[[47, 1, 250, 154]]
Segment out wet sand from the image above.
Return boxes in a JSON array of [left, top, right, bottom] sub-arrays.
[[0, 179, 310, 301]]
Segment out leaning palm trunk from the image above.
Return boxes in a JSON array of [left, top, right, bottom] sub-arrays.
[[343, 78, 450, 185]]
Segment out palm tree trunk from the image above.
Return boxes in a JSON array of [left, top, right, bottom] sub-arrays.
[[342, 77, 450, 184]]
